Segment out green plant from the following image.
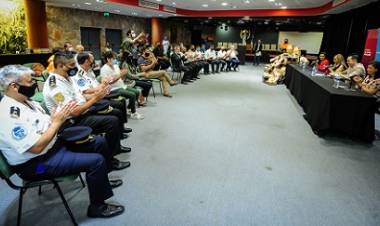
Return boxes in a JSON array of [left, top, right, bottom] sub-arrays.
[[0, 1, 27, 54]]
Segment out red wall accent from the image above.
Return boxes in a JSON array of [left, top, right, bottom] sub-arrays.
[[107, 0, 350, 17]]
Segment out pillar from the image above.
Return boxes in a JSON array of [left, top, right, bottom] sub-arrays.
[[23, 0, 49, 49], [151, 18, 164, 45]]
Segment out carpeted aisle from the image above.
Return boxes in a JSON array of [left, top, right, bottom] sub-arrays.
[[1, 65, 380, 226]]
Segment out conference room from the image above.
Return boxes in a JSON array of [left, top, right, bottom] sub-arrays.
[[1, 0, 380, 225]]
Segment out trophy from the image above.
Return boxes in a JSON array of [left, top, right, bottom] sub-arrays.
[[240, 29, 251, 46]]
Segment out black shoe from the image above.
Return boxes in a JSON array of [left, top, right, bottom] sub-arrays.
[[181, 81, 188, 85], [122, 133, 129, 140], [112, 158, 131, 170], [195, 76, 201, 79], [119, 145, 131, 153], [87, 203, 125, 218], [109, 179, 123, 189], [123, 128, 132, 133]]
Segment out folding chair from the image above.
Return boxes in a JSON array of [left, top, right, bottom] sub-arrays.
[[0, 152, 84, 226]]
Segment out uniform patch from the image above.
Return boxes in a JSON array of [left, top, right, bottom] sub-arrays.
[[77, 78, 86, 87], [53, 92, 65, 103], [49, 76, 56, 87], [12, 126, 28, 140], [10, 106, 20, 118]]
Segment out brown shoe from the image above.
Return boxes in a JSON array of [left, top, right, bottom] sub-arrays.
[[170, 81, 177, 86], [163, 93, 173, 98]]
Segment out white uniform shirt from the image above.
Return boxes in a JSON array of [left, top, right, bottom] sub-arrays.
[[71, 67, 100, 93], [99, 64, 125, 91], [217, 50, 226, 59], [0, 95, 56, 165], [205, 49, 217, 60], [43, 73, 86, 114]]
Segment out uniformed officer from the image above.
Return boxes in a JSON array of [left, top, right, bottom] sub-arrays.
[[72, 52, 132, 132], [0, 65, 125, 218], [42, 52, 130, 170]]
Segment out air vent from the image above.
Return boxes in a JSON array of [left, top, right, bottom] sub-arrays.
[[138, 0, 159, 10]]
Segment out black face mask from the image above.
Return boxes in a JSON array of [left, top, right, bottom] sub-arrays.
[[144, 52, 150, 57], [66, 66, 79, 77], [90, 61, 95, 69], [17, 83, 37, 98]]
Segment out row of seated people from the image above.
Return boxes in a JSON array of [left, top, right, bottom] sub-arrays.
[[313, 53, 380, 97], [263, 49, 380, 98], [0, 29, 244, 222]]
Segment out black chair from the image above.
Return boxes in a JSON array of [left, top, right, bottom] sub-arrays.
[[0, 152, 84, 226]]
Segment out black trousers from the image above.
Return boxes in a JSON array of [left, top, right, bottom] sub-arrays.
[[73, 114, 121, 155], [134, 80, 152, 97], [208, 60, 220, 73], [154, 59, 170, 70], [109, 98, 127, 124], [13, 136, 113, 205]]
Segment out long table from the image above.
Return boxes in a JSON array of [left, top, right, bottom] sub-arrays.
[[284, 64, 376, 142]]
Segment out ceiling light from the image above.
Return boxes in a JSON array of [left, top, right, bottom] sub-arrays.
[[172, 2, 176, 5], [202, 4, 208, 7], [281, 6, 287, 9], [156, 0, 162, 2], [221, 2, 229, 6], [268, 0, 275, 2], [84, 2, 91, 5], [114, 9, 120, 12], [96, 0, 104, 2], [232, 5, 237, 9], [245, 0, 250, 3]]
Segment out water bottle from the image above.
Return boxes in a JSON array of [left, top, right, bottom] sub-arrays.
[[311, 66, 316, 76], [333, 76, 340, 88]]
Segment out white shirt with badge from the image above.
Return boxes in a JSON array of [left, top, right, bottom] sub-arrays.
[[0, 95, 56, 165], [71, 67, 100, 94], [43, 73, 86, 114]]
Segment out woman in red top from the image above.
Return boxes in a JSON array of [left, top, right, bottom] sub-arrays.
[[316, 52, 330, 74]]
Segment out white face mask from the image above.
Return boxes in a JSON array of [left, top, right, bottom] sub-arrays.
[[131, 33, 136, 38], [68, 47, 74, 52]]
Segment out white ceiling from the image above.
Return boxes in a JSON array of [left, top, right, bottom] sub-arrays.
[[44, 0, 375, 18]]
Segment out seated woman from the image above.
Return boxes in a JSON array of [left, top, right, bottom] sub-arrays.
[[328, 54, 347, 76], [100, 51, 144, 120], [299, 50, 309, 66], [356, 61, 380, 97], [263, 55, 288, 85], [316, 52, 330, 74]]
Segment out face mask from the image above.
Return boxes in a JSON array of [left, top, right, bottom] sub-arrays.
[[144, 52, 150, 57], [112, 59, 118, 65], [90, 61, 95, 69], [66, 66, 79, 77], [131, 33, 136, 38], [17, 83, 37, 98]]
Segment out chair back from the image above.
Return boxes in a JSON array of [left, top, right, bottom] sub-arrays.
[[0, 152, 15, 180]]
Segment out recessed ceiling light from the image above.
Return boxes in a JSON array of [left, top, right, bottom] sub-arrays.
[[221, 2, 229, 6], [268, 0, 275, 2], [114, 9, 120, 12], [172, 2, 176, 5], [156, 0, 162, 2], [96, 0, 104, 2], [232, 5, 237, 9], [244, 0, 250, 3], [281, 6, 287, 9], [202, 4, 208, 7], [84, 2, 91, 5]]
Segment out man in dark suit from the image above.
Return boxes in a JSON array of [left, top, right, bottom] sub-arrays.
[[253, 39, 263, 66]]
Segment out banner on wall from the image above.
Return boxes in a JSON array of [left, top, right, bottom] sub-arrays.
[[362, 29, 380, 67]]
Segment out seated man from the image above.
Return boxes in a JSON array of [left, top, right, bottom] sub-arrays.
[[205, 45, 220, 74], [137, 47, 176, 97], [217, 47, 227, 72], [153, 42, 170, 70], [43, 52, 131, 170], [171, 45, 197, 85], [342, 54, 366, 82], [0, 65, 125, 218], [263, 53, 289, 85], [71, 52, 132, 124], [226, 46, 240, 72]]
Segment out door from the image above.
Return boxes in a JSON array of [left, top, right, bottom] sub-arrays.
[[80, 27, 101, 59], [105, 29, 122, 53]]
